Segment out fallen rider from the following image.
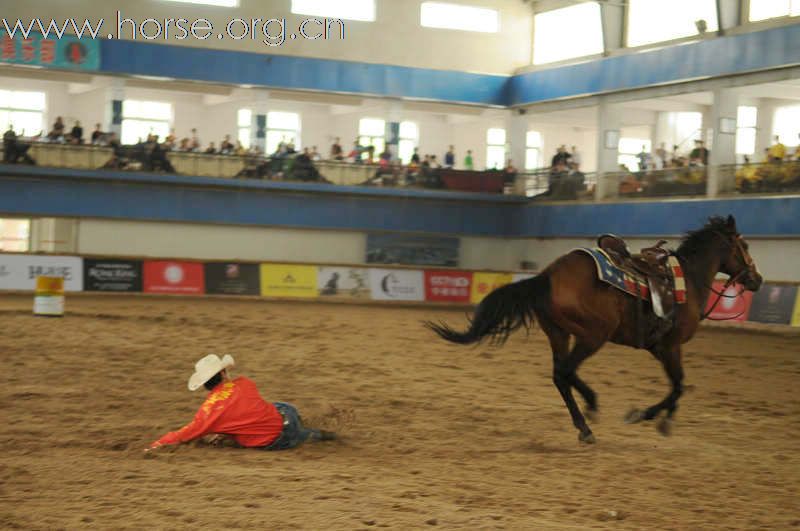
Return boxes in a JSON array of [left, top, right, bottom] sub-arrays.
[[146, 354, 335, 452]]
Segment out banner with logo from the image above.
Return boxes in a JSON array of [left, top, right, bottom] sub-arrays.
[[470, 272, 513, 304], [747, 283, 798, 325], [143, 261, 204, 295], [424, 270, 471, 303], [317, 267, 370, 299], [0, 254, 83, 291], [792, 293, 800, 327], [703, 281, 753, 322], [369, 269, 424, 301], [0, 30, 100, 71], [260, 264, 318, 297], [205, 263, 260, 296], [83, 259, 142, 292]]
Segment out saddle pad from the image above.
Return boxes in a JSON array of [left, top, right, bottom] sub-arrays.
[[576, 248, 687, 306]]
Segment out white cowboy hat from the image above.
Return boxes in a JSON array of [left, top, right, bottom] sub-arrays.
[[188, 354, 235, 391]]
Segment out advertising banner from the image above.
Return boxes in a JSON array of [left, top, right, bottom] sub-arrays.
[[204, 263, 260, 296], [83, 259, 142, 292], [0, 30, 100, 71], [793, 293, 800, 327], [470, 272, 513, 304], [143, 261, 204, 295], [424, 270, 472, 303], [260, 264, 318, 298], [0, 254, 83, 291], [317, 267, 370, 299], [703, 281, 753, 322], [369, 269, 425, 301], [747, 284, 798, 325]]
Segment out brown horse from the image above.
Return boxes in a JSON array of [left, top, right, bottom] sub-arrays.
[[426, 216, 762, 443]]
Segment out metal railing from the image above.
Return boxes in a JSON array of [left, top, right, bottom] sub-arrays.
[[603, 166, 709, 199]]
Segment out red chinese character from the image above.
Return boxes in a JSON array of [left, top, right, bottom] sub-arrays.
[[21, 38, 35, 62], [1, 36, 15, 60], [40, 39, 55, 64]]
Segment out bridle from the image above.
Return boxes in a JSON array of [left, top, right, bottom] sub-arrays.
[[701, 231, 756, 321]]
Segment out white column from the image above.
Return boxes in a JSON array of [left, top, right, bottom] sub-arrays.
[[104, 79, 126, 137], [755, 98, 776, 158], [707, 86, 739, 197], [506, 111, 528, 172], [595, 99, 622, 200], [250, 90, 269, 155]]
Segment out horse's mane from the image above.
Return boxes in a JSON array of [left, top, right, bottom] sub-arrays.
[[675, 216, 735, 258]]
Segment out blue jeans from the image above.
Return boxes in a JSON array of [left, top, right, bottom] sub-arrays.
[[264, 402, 320, 451]]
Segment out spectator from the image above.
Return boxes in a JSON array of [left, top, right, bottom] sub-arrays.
[[379, 146, 392, 166], [655, 142, 668, 164], [551, 145, 571, 167], [503, 159, 518, 189], [410, 147, 420, 165], [310, 145, 321, 161], [68, 121, 83, 144], [636, 145, 651, 171], [48, 116, 65, 141], [150, 139, 176, 173], [444, 145, 455, 168], [178, 138, 191, 151], [570, 145, 581, 169], [101, 132, 125, 169], [429, 154, 440, 169], [689, 140, 709, 166], [235, 141, 247, 156], [220, 134, 235, 155], [164, 129, 177, 150], [190, 129, 201, 151], [205, 142, 217, 154], [767, 135, 786, 163], [90, 123, 104, 145], [348, 140, 362, 163], [330, 137, 344, 160], [464, 149, 474, 170], [365, 144, 375, 163], [3, 125, 35, 165]]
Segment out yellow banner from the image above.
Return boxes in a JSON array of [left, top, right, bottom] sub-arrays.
[[792, 291, 800, 327], [470, 272, 513, 304], [260, 264, 318, 298]]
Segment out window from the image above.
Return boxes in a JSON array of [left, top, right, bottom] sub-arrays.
[[398, 121, 418, 164], [627, 0, 718, 47], [0, 218, 30, 252], [675, 111, 703, 147], [618, 138, 652, 171], [750, 0, 800, 22], [0, 90, 45, 137], [291, 0, 375, 22], [533, 2, 603, 64], [735, 106, 758, 156], [486, 128, 506, 170], [266, 111, 301, 154], [237, 109, 251, 149], [163, 0, 239, 6], [120, 100, 172, 145], [358, 118, 385, 160], [773, 105, 800, 145], [420, 2, 499, 33], [525, 131, 543, 170]]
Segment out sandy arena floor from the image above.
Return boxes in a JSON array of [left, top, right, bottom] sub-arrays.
[[1, 294, 798, 530]]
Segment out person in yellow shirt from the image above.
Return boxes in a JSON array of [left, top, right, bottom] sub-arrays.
[[767, 135, 786, 162]]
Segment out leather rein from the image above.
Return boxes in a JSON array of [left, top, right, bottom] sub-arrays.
[[700, 232, 754, 321]]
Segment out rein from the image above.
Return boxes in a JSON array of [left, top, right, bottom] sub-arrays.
[[699, 232, 753, 321]]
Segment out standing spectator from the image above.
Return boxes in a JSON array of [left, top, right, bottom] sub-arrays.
[[655, 142, 668, 164], [636, 145, 651, 171], [330, 137, 343, 160], [689, 140, 709, 166], [464, 149, 474, 170], [190, 129, 201, 151], [551, 145, 571, 167], [410, 147, 420, 165], [767, 135, 786, 163], [68, 121, 83, 144], [444, 145, 455, 168], [91, 123, 104, 145], [48, 117, 65, 141]]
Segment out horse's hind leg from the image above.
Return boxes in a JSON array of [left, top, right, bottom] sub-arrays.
[[566, 341, 602, 421]]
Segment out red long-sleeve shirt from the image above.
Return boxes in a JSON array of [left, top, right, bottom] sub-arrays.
[[151, 376, 284, 449]]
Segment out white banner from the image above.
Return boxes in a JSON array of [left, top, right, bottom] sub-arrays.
[[368, 269, 424, 301], [0, 254, 83, 291], [318, 267, 370, 299]]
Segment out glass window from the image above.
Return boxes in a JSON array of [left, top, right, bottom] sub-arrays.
[[627, 0, 718, 47], [121, 100, 172, 145], [533, 2, 603, 64], [749, 0, 800, 22], [237, 108, 251, 149], [398, 121, 418, 164], [486, 128, 506, 170], [163, 0, 239, 6], [291, 0, 375, 22], [0, 90, 45, 137], [420, 2, 499, 33], [618, 138, 652, 171], [773, 105, 800, 145], [525, 131, 543, 170], [0, 218, 30, 252], [736, 106, 758, 156], [266, 111, 301, 154]]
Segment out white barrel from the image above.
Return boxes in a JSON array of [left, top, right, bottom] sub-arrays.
[[33, 276, 65, 317]]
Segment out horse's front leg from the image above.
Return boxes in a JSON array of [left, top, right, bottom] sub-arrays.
[[625, 345, 684, 435]]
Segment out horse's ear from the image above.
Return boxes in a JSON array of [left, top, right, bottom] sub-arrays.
[[726, 215, 737, 230]]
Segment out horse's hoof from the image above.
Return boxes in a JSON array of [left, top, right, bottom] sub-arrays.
[[624, 408, 645, 424], [578, 431, 596, 444], [584, 408, 598, 423], [657, 417, 673, 436]]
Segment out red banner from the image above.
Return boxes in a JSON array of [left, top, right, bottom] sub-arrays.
[[704, 281, 753, 322], [425, 270, 472, 303], [143, 261, 205, 295]]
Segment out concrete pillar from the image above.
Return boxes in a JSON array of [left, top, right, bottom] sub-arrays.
[[104, 79, 125, 137], [506, 111, 529, 194], [707, 87, 739, 196], [755, 98, 776, 160], [595, 99, 622, 200], [250, 90, 269, 155]]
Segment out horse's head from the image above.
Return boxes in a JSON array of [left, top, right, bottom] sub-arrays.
[[716, 215, 763, 292]]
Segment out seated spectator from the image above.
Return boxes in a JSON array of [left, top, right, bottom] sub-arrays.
[[429, 155, 441, 169], [220, 135, 235, 155], [190, 129, 201, 151], [551, 145, 571, 167], [48, 116, 65, 141], [444, 145, 455, 168], [235, 141, 247, 156], [68, 121, 83, 144], [310, 145, 321, 161], [365, 145, 375, 163], [379, 147, 391, 167], [101, 132, 126, 169], [164, 129, 177, 150], [205, 142, 217, 154], [330, 137, 344, 160], [347, 141, 363, 163], [3, 125, 35, 165], [768, 135, 786, 163], [286, 141, 297, 155], [150, 140, 176, 173], [689, 140, 709, 166], [177, 137, 191, 151], [90, 123, 104, 145]]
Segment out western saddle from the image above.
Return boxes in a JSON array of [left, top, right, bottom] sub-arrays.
[[597, 234, 675, 321]]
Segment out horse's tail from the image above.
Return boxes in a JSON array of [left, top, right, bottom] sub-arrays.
[[425, 274, 551, 346]]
